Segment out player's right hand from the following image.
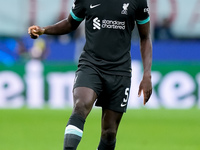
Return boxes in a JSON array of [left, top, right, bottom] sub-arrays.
[[28, 25, 45, 39]]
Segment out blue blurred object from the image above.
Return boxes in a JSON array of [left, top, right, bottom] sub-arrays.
[[47, 40, 75, 61], [0, 38, 18, 66], [131, 40, 200, 61], [0, 38, 200, 63]]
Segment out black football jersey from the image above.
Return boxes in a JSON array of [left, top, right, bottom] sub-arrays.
[[70, 0, 150, 76]]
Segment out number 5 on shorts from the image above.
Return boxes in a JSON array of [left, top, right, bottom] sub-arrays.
[[121, 88, 129, 107]]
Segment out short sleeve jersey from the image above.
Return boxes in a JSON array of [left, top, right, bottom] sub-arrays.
[[70, 0, 150, 77]]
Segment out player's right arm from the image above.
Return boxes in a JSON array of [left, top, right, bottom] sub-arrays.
[[28, 14, 81, 39]]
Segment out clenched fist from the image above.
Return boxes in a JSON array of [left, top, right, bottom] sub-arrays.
[[28, 25, 45, 39]]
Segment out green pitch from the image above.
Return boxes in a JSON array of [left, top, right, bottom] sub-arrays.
[[0, 108, 199, 150]]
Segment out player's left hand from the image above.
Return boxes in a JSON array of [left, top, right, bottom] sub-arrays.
[[138, 75, 152, 105]]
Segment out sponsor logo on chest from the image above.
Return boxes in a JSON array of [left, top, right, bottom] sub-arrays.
[[90, 3, 130, 30], [93, 17, 126, 30]]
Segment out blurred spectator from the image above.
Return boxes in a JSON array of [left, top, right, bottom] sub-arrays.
[[17, 38, 30, 61], [154, 18, 174, 40], [29, 38, 48, 60]]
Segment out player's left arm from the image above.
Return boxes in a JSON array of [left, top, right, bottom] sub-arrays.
[[137, 21, 152, 105]]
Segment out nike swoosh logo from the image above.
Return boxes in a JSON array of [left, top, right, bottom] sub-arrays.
[[121, 103, 127, 107], [90, 4, 101, 9]]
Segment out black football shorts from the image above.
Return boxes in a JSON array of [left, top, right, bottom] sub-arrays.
[[73, 65, 131, 113]]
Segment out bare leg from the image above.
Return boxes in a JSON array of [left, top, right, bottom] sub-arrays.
[[98, 109, 123, 150], [72, 87, 97, 118], [63, 87, 97, 150]]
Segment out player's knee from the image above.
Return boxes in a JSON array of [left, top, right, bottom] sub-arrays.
[[73, 100, 91, 119], [101, 129, 117, 142]]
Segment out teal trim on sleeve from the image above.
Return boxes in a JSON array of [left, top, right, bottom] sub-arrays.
[[136, 16, 150, 25], [70, 10, 84, 22]]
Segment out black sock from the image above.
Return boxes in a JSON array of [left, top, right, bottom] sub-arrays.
[[97, 138, 116, 150], [63, 113, 85, 150]]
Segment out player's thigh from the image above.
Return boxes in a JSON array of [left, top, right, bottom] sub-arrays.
[[73, 87, 98, 118], [72, 65, 102, 117], [73, 87, 97, 108]]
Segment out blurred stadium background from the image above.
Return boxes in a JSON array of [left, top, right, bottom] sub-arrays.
[[0, 0, 200, 150]]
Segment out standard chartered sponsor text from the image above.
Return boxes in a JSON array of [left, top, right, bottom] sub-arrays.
[[102, 19, 125, 30]]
